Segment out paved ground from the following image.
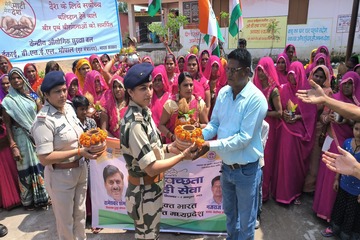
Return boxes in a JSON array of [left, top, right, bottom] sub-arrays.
[[0, 193, 336, 240]]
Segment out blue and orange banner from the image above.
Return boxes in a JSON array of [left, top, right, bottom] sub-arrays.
[[0, 0, 122, 62], [90, 138, 226, 235]]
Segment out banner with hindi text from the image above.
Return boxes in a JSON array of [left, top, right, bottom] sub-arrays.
[[0, 0, 122, 62], [90, 138, 226, 235], [228, 16, 287, 49]]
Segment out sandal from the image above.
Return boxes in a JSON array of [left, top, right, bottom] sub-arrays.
[[294, 198, 301, 205], [321, 227, 334, 237], [91, 228, 103, 234]]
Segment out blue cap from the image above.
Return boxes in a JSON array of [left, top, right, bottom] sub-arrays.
[[124, 63, 154, 89], [41, 71, 66, 92]]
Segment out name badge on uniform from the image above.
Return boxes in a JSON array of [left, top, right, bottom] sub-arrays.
[[56, 123, 66, 134]]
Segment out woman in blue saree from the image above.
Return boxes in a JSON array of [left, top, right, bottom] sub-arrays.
[[2, 67, 48, 210]]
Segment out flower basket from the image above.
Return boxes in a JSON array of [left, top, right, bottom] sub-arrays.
[[79, 128, 107, 155], [174, 124, 204, 151]]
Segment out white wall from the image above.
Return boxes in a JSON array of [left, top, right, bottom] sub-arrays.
[[178, 0, 360, 60]]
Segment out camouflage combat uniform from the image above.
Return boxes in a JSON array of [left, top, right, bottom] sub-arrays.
[[120, 100, 164, 240]]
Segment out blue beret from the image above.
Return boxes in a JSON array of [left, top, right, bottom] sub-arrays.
[[124, 63, 154, 89], [41, 71, 66, 92]]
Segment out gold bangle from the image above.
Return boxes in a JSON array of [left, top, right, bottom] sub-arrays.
[[78, 147, 81, 156], [10, 144, 18, 149]]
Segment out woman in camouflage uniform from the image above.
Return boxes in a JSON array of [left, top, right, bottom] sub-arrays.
[[120, 63, 197, 240]]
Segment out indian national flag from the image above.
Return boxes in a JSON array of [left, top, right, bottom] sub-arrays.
[[148, 0, 161, 17], [204, 35, 221, 57], [198, 0, 224, 42], [229, 0, 244, 37]]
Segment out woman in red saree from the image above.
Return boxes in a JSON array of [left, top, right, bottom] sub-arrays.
[[23, 63, 43, 92]]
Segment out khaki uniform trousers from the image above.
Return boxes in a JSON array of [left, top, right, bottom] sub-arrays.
[[45, 163, 88, 240]]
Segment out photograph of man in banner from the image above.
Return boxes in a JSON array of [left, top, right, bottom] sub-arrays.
[[207, 175, 223, 210], [103, 165, 124, 202]]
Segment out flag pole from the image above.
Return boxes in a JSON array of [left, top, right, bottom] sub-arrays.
[[198, 33, 202, 53], [237, 17, 240, 47]]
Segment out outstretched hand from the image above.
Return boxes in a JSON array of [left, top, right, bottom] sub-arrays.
[[322, 146, 358, 176], [192, 141, 210, 160], [296, 80, 326, 105]]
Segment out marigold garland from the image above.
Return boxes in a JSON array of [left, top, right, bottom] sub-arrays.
[[174, 125, 205, 148], [79, 128, 107, 147]]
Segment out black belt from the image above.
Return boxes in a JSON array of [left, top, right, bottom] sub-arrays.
[[224, 160, 259, 170], [225, 163, 242, 170]]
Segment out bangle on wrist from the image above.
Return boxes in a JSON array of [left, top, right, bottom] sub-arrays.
[[10, 144, 18, 149], [180, 151, 184, 158], [166, 145, 169, 153], [78, 147, 81, 156]]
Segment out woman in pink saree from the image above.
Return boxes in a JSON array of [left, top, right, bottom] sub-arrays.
[[89, 54, 104, 74], [164, 54, 179, 92], [65, 73, 82, 101], [202, 55, 227, 118], [313, 71, 360, 222], [272, 61, 317, 204], [306, 52, 334, 78], [316, 46, 333, 75], [276, 53, 291, 86], [177, 54, 210, 113], [83, 70, 108, 102], [99, 75, 127, 138], [283, 44, 297, 62], [199, 50, 210, 73], [150, 65, 171, 127], [253, 57, 283, 202], [303, 65, 333, 194], [158, 72, 208, 143]]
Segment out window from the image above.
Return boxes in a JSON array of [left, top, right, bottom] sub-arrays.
[[212, 0, 229, 27], [288, 0, 309, 24]]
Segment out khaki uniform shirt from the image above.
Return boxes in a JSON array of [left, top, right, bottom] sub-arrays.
[[31, 100, 83, 163], [120, 100, 164, 177]]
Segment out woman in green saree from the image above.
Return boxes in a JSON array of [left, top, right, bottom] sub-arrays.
[[2, 67, 48, 210]]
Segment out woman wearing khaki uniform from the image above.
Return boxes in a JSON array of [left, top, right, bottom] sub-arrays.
[[31, 71, 99, 240]]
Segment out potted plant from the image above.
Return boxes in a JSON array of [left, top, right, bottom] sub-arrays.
[[148, 13, 188, 50], [147, 22, 167, 42], [266, 19, 281, 57], [219, 11, 229, 27]]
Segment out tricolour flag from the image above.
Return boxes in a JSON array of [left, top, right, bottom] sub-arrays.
[[229, 0, 243, 37], [204, 35, 221, 57], [198, 0, 224, 42], [148, 0, 161, 17]]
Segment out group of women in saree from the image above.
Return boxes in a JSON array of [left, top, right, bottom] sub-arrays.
[[1, 42, 360, 236], [256, 44, 360, 238]]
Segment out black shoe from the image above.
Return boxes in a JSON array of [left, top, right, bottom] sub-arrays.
[[0, 224, 8, 238]]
